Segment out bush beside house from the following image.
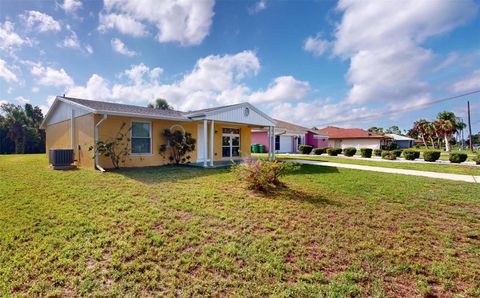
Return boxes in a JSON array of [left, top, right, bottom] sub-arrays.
[[313, 147, 328, 155], [298, 145, 313, 155], [343, 147, 357, 157], [327, 148, 342, 156], [360, 148, 373, 158], [449, 153, 468, 164], [374, 149, 382, 157], [403, 150, 420, 160], [381, 151, 397, 160], [423, 151, 441, 162]]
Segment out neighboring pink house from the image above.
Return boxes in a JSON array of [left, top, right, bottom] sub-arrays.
[[252, 119, 328, 153]]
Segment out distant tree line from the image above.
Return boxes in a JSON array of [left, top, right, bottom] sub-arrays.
[[0, 103, 45, 154]]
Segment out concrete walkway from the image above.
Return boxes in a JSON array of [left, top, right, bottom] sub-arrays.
[[286, 159, 480, 184]]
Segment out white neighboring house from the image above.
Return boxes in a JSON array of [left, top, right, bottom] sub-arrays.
[[385, 134, 415, 148], [317, 126, 391, 150]]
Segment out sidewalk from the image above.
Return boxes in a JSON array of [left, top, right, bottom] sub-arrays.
[[286, 159, 480, 184]]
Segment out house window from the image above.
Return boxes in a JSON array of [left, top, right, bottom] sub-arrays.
[[131, 121, 151, 154], [275, 135, 280, 151]]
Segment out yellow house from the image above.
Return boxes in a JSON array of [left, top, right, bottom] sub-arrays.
[[41, 96, 277, 170]]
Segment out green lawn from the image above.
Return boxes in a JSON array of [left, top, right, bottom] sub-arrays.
[[1, 154, 479, 296], [257, 154, 480, 176]]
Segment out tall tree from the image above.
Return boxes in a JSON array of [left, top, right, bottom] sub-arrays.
[[434, 119, 454, 152], [148, 98, 172, 110], [385, 125, 401, 135], [1, 104, 29, 154], [368, 127, 384, 134], [413, 119, 429, 148]]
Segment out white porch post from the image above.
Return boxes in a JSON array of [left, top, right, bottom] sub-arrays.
[[203, 119, 208, 167], [210, 120, 214, 167], [272, 127, 276, 160], [70, 108, 75, 149], [267, 126, 271, 160]]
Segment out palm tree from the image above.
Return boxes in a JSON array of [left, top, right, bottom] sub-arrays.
[[425, 122, 437, 149], [413, 119, 429, 148], [148, 98, 172, 110], [1, 104, 29, 154], [434, 119, 454, 151]]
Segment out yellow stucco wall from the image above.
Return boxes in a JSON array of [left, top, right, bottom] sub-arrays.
[[74, 113, 95, 168], [46, 119, 71, 151], [94, 116, 252, 168], [45, 113, 95, 168], [96, 115, 198, 168]]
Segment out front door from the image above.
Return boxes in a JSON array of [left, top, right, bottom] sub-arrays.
[[222, 128, 240, 158]]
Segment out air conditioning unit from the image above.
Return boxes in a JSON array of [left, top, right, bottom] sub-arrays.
[[49, 149, 75, 170]]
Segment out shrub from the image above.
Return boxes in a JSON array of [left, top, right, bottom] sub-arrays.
[[381, 150, 396, 160], [423, 151, 441, 162], [89, 122, 131, 169], [373, 149, 382, 156], [159, 129, 196, 165], [392, 149, 403, 157], [360, 148, 373, 158], [313, 147, 327, 155], [298, 145, 313, 154], [473, 154, 480, 165], [388, 142, 399, 150], [327, 147, 342, 156], [343, 147, 357, 157], [403, 149, 420, 160], [232, 158, 300, 192], [449, 153, 468, 164]]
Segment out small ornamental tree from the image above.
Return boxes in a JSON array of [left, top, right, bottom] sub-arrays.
[[159, 129, 196, 165], [89, 123, 131, 169]]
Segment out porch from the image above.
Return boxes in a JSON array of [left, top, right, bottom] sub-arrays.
[[185, 103, 276, 168]]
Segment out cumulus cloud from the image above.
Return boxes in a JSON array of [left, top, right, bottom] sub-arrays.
[[100, 0, 215, 45], [331, 0, 478, 105], [57, 27, 80, 49], [0, 21, 27, 51], [61, 0, 82, 14], [452, 70, 480, 93], [21, 11, 61, 33], [0, 59, 18, 82], [98, 13, 148, 37], [15, 96, 30, 104], [111, 38, 137, 56], [303, 34, 330, 56], [249, 0, 267, 14], [31, 64, 74, 87], [66, 51, 309, 111]]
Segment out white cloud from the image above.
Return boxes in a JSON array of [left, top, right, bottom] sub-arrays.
[[303, 34, 330, 56], [21, 11, 61, 33], [61, 0, 82, 14], [111, 38, 137, 56], [249, 0, 267, 14], [452, 70, 480, 93], [39, 95, 57, 115], [85, 44, 93, 54], [101, 0, 215, 45], [15, 96, 30, 104], [66, 51, 308, 111], [331, 0, 478, 105], [31, 64, 74, 87], [0, 59, 18, 82], [0, 100, 7, 106], [58, 31, 80, 49], [0, 21, 26, 51], [249, 76, 310, 103], [98, 13, 148, 37]]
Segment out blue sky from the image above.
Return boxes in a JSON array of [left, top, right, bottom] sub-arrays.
[[0, 0, 479, 133]]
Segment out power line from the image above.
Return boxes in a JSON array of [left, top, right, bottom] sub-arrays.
[[315, 89, 480, 127]]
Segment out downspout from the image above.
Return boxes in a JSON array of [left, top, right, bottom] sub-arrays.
[[94, 114, 108, 172]]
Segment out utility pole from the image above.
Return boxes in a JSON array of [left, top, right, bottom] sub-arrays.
[[467, 101, 473, 151]]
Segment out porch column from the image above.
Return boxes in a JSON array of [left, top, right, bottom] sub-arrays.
[[267, 126, 271, 160], [210, 120, 214, 167], [203, 119, 208, 167], [271, 127, 276, 160]]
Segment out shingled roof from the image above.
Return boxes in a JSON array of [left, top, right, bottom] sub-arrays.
[[62, 96, 188, 120], [316, 126, 387, 139]]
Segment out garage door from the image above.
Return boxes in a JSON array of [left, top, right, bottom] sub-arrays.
[[279, 136, 293, 153]]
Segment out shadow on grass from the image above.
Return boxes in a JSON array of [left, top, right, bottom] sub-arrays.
[[288, 164, 340, 175], [111, 164, 227, 185]]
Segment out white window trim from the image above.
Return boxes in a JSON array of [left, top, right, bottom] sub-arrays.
[[221, 126, 241, 160], [130, 119, 153, 156]]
